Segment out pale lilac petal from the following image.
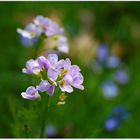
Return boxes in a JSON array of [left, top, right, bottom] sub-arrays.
[[72, 73, 84, 85], [37, 56, 50, 70], [34, 16, 44, 26], [47, 68, 59, 81], [63, 58, 71, 70], [73, 84, 84, 90], [69, 65, 80, 76], [21, 86, 40, 100], [48, 86, 55, 96], [56, 59, 65, 70], [25, 23, 42, 36], [59, 82, 73, 93], [23, 59, 41, 74], [37, 80, 50, 92], [63, 74, 73, 83], [47, 54, 58, 67]]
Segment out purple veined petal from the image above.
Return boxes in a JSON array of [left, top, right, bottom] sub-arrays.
[[23, 59, 41, 74], [56, 59, 65, 70], [21, 86, 40, 100], [45, 27, 56, 37], [47, 68, 59, 81], [34, 15, 44, 26], [73, 84, 84, 90], [72, 73, 84, 85], [37, 80, 50, 92], [47, 54, 58, 68], [63, 74, 73, 83], [37, 56, 50, 70], [63, 58, 71, 70], [69, 65, 81, 76], [59, 81, 73, 93], [25, 23, 42, 36], [26, 59, 40, 69], [44, 20, 61, 37], [48, 85, 55, 96]]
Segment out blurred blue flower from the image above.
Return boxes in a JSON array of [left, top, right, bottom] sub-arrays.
[[113, 69, 129, 85], [112, 106, 129, 121], [101, 80, 119, 99], [104, 117, 120, 132], [96, 44, 109, 63], [45, 124, 57, 138], [19, 35, 37, 47], [104, 106, 129, 132], [106, 55, 121, 68]]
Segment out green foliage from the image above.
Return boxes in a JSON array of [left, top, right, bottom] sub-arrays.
[[0, 2, 140, 138]]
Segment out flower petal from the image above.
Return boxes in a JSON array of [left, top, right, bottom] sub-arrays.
[[48, 68, 59, 81], [47, 54, 58, 67], [59, 82, 73, 93], [37, 80, 50, 92], [48, 86, 55, 96]]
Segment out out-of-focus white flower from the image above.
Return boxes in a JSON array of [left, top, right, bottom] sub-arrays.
[[101, 80, 119, 99], [43, 35, 69, 54], [57, 35, 69, 53]]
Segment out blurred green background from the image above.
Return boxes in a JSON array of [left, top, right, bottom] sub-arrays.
[[0, 2, 140, 138]]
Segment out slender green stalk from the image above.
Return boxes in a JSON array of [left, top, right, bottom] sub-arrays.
[[33, 35, 46, 59], [40, 94, 50, 138]]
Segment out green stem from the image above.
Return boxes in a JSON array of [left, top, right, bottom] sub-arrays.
[[40, 94, 50, 138], [33, 35, 46, 59]]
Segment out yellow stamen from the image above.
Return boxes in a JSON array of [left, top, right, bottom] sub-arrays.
[[59, 93, 67, 101]]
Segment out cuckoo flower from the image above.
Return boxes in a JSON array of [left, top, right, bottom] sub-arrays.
[[57, 35, 69, 53], [21, 54, 84, 99], [17, 23, 42, 39], [34, 16, 64, 37], [59, 59, 84, 93], [22, 59, 42, 75], [17, 16, 64, 39], [21, 86, 40, 100], [46, 35, 69, 54]]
